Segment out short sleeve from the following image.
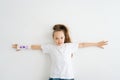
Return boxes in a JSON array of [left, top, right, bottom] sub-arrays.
[[67, 43, 79, 53], [41, 44, 51, 54]]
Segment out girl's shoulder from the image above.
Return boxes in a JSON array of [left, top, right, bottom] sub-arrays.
[[65, 42, 78, 45], [65, 42, 79, 48], [42, 43, 58, 48]]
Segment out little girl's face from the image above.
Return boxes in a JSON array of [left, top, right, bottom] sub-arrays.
[[53, 31, 65, 46]]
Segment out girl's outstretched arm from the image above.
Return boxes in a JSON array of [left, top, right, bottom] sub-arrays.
[[79, 41, 108, 49], [31, 45, 42, 50], [12, 44, 42, 51]]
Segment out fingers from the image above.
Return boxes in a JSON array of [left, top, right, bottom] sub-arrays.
[[12, 44, 17, 48], [97, 40, 108, 49], [16, 49, 20, 51], [12, 44, 21, 51], [103, 41, 108, 45], [100, 40, 108, 45], [99, 46, 104, 49]]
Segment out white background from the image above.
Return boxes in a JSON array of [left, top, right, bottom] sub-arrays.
[[0, 0, 120, 80]]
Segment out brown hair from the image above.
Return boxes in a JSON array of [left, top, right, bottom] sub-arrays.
[[53, 24, 71, 43]]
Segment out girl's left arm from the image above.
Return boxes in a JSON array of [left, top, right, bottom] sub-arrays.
[[78, 41, 108, 49]]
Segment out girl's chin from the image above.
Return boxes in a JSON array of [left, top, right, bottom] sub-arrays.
[[57, 43, 63, 46]]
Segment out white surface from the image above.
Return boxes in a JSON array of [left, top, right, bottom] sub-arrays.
[[0, 0, 120, 80]]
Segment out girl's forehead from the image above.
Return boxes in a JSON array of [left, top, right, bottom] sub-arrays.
[[53, 31, 65, 37], [54, 31, 64, 35]]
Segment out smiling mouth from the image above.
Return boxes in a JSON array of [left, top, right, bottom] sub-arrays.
[[57, 43, 62, 45]]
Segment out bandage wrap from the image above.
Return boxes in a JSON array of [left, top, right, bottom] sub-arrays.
[[19, 45, 28, 49], [17, 45, 30, 50]]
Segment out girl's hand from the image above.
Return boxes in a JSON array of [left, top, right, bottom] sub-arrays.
[[97, 41, 108, 49], [12, 44, 20, 51]]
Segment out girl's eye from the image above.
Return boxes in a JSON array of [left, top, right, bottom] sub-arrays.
[[61, 37, 63, 39], [56, 38, 58, 40]]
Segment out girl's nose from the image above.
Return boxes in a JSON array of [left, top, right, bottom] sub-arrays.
[[58, 40, 61, 43]]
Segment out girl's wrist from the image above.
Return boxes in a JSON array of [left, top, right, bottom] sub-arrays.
[[95, 43, 98, 46]]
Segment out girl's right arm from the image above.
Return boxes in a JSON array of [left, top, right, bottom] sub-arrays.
[[12, 44, 42, 51]]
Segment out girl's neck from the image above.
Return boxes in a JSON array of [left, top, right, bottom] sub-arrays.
[[55, 43, 65, 47]]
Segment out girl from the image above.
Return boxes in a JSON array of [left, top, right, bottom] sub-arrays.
[[12, 24, 108, 80]]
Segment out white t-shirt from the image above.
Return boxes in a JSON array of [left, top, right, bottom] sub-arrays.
[[41, 43, 79, 79]]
